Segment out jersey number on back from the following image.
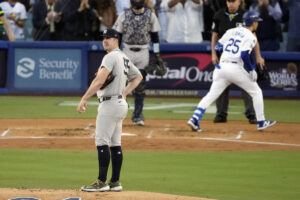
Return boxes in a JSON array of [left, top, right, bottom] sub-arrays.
[[224, 38, 241, 54]]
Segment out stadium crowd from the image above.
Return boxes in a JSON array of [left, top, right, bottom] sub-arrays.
[[0, 0, 299, 51]]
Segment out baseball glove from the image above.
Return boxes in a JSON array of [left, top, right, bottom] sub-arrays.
[[145, 53, 167, 76], [100, 72, 115, 89], [256, 65, 269, 81]]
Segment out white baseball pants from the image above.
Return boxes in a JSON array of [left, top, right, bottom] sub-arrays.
[[197, 63, 265, 121]]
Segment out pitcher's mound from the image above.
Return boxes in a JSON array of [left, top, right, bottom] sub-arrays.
[[0, 188, 215, 200]]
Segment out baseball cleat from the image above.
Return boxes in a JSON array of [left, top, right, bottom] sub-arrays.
[[187, 118, 202, 132], [257, 120, 276, 131], [109, 181, 123, 191], [81, 179, 110, 192], [213, 116, 227, 123], [133, 120, 144, 126]]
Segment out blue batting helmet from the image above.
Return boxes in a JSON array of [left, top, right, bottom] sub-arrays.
[[243, 10, 262, 26]]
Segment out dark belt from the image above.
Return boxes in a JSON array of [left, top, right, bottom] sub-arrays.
[[129, 47, 141, 52], [221, 61, 238, 64], [98, 95, 122, 103]]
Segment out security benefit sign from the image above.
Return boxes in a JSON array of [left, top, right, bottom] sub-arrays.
[[13, 48, 82, 91], [146, 53, 214, 91]]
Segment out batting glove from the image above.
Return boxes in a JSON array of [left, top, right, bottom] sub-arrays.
[[249, 70, 258, 82]]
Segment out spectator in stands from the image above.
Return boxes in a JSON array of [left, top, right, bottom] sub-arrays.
[[202, 0, 226, 40], [0, 0, 27, 40], [283, 0, 300, 52], [114, 0, 130, 16], [93, 0, 117, 39], [154, 0, 168, 42], [163, 0, 204, 43], [244, 0, 255, 9], [0, 6, 15, 40], [115, 0, 155, 16], [32, 0, 63, 41], [146, 0, 156, 11], [61, 0, 97, 41], [19, 0, 30, 11], [249, 0, 282, 51]]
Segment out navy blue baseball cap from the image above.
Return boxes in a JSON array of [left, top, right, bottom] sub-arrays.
[[243, 10, 263, 26], [101, 29, 119, 39]]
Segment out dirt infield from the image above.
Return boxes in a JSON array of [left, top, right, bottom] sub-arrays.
[[1, 119, 300, 151], [0, 118, 300, 200], [0, 188, 214, 200]]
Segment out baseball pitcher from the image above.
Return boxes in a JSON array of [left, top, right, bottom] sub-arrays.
[[77, 28, 142, 192]]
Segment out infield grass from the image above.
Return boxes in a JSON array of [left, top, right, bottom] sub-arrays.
[[0, 96, 299, 123], [0, 149, 299, 200]]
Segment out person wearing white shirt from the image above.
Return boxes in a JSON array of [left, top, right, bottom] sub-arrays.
[[0, 0, 27, 40], [114, 0, 130, 16], [154, 0, 169, 43], [163, 0, 204, 43]]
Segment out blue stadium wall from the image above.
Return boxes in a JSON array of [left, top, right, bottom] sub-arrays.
[[0, 41, 299, 97]]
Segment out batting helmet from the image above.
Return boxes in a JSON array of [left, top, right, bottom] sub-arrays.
[[243, 10, 262, 26]]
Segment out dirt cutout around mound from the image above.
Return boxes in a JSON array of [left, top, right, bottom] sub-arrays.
[[0, 188, 215, 200]]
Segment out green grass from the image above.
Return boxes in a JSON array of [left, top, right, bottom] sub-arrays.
[[0, 149, 299, 200], [0, 96, 299, 123], [0, 96, 299, 199]]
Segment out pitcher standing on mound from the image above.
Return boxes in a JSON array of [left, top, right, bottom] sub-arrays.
[[78, 28, 142, 192]]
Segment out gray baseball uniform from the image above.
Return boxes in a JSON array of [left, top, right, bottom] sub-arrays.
[[95, 48, 141, 146]]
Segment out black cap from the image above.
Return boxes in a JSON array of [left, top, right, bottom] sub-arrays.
[[101, 29, 119, 39]]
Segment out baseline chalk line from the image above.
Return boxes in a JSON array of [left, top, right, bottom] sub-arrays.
[[164, 124, 171, 131], [236, 131, 244, 139], [1, 128, 10, 137], [194, 137, 300, 147], [84, 123, 93, 130], [0, 133, 137, 140], [146, 130, 154, 139]]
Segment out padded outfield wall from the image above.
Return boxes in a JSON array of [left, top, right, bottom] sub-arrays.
[[0, 41, 299, 97]]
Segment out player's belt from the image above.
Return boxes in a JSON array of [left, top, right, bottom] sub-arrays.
[[98, 95, 123, 103], [221, 61, 238, 64], [129, 47, 141, 52]]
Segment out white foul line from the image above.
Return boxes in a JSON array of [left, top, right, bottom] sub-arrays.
[[0, 133, 137, 140], [146, 130, 154, 139], [164, 124, 171, 131], [84, 123, 93, 130], [1, 128, 10, 137], [236, 131, 244, 139], [194, 137, 300, 147]]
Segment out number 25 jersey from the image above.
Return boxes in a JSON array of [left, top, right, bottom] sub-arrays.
[[218, 26, 257, 66]]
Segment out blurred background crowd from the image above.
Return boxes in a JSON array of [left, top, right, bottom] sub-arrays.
[[0, 0, 299, 52]]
